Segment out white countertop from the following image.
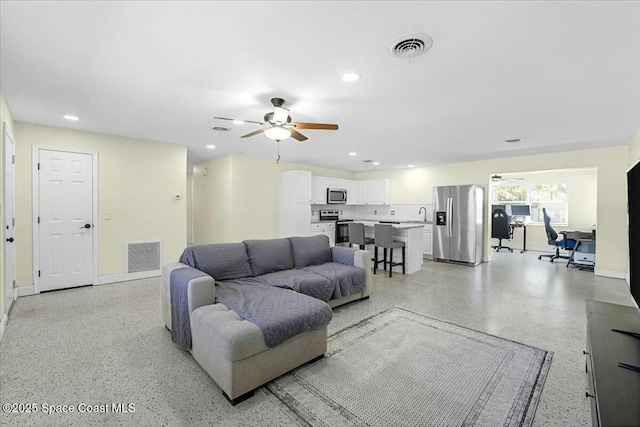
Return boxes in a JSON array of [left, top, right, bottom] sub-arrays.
[[358, 220, 425, 229]]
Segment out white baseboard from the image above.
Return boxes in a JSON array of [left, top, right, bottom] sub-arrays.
[[626, 271, 630, 288], [97, 270, 161, 285], [594, 268, 626, 279], [0, 312, 7, 342], [17, 286, 35, 297]]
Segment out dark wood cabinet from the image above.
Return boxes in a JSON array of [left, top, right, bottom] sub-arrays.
[[585, 300, 640, 426]]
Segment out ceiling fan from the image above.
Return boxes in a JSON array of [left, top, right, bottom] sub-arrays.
[[214, 98, 338, 142]]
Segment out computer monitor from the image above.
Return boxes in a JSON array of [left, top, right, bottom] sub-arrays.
[[509, 204, 531, 216]]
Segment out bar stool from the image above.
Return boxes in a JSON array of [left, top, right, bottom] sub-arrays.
[[347, 222, 374, 250], [373, 224, 405, 278]]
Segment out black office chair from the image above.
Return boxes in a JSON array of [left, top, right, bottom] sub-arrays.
[[538, 207, 576, 262], [491, 208, 513, 252]]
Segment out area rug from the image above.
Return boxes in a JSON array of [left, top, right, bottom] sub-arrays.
[[266, 307, 552, 427]]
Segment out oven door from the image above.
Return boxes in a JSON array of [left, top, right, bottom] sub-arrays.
[[335, 222, 350, 244]]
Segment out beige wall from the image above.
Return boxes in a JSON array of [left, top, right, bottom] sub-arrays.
[[14, 122, 187, 287], [630, 129, 640, 167], [357, 146, 628, 275], [186, 171, 193, 244], [192, 155, 355, 244], [1, 92, 16, 317]]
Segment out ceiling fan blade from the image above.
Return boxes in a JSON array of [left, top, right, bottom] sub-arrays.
[[289, 128, 308, 142], [214, 117, 265, 125], [240, 128, 266, 138], [291, 122, 339, 130]]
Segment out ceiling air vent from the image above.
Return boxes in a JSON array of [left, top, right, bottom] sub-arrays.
[[389, 33, 433, 59]]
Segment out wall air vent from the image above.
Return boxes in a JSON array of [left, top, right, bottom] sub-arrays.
[[126, 240, 162, 273], [389, 33, 433, 59]]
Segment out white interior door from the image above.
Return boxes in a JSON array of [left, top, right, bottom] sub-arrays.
[[38, 149, 94, 292], [3, 125, 16, 313]]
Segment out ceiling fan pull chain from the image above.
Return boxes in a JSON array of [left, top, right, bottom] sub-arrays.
[[276, 141, 281, 164]]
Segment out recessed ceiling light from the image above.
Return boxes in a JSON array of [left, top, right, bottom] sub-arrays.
[[349, 152, 357, 156], [408, 164, 415, 168], [233, 120, 245, 125], [206, 144, 216, 149], [505, 138, 524, 143], [64, 114, 79, 121], [373, 162, 380, 166], [341, 72, 361, 82]]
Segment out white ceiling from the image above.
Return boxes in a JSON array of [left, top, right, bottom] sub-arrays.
[[1, 1, 639, 172]]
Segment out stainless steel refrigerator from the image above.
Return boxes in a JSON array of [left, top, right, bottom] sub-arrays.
[[433, 185, 484, 266]]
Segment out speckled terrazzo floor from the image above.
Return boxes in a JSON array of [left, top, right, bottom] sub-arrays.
[[0, 250, 634, 426]]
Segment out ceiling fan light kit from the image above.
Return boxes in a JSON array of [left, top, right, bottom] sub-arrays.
[[265, 126, 292, 141]]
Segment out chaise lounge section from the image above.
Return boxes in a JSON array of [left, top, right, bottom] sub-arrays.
[[162, 235, 371, 404]]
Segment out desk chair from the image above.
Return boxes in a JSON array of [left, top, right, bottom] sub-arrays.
[[373, 224, 405, 278], [491, 208, 513, 252], [538, 207, 576, 262], [347, 223, 374, 250]]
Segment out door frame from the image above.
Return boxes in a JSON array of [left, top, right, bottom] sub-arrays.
[[32, 146, 99, 293], [3, 122, 16, 312]]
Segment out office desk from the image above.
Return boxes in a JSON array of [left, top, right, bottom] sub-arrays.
[[510, 222, 527, 253]]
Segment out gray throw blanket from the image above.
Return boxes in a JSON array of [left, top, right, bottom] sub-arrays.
[[215, 278, 333, 348], [170, 267, 208, 350]]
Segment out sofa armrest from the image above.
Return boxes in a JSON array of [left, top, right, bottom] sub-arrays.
[[331, 246, 358, 265], [162, 262, 187, 329], [188, 275, 216, 314], [162, 262, 216, 330], [330, 247, 371, 299], [353, 250, 372, 298]]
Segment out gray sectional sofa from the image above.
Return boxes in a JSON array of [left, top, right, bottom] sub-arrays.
[[162, 235, 371, 404]]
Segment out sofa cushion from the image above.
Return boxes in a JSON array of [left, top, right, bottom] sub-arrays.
[[301, 262, 367, 300], [256, 269, 335, 302], [191, 303, 268, 362], [290, 235, 332, 268], [244, 238, 294, 276], [215, 279, 333, 348], [179, 243, 252, 280]]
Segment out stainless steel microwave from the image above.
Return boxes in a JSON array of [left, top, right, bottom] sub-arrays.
[[327, 188, 347, 204]]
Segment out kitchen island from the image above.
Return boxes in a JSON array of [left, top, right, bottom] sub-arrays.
[[357, 221, 425, 274]]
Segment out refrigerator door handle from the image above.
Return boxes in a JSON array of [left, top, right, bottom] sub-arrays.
[[447, 197, 453, 237]]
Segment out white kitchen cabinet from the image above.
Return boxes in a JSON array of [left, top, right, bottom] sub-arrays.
[[344, 179, 359, 205], [358, 179, 391, 205], [422, 224, 433, 258], [310, 222, 335, 246], [311, 176, 329, 204], [280, 170, 312, 237]]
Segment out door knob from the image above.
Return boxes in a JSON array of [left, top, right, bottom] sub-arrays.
[[80, 224, 92, 229], [6, 237, 14, 242]]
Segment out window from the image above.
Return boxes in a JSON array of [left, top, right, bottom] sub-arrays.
[[493, 183, 568, 225]]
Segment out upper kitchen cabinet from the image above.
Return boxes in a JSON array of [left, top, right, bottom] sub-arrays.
[[344, 179, 359, 205], [283, 170, 312, 203], [358, 179, 391, 205], [311, 176, 329, 204]]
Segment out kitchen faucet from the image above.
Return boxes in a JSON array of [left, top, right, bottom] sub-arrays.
[[418, 206, 427, 222]]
